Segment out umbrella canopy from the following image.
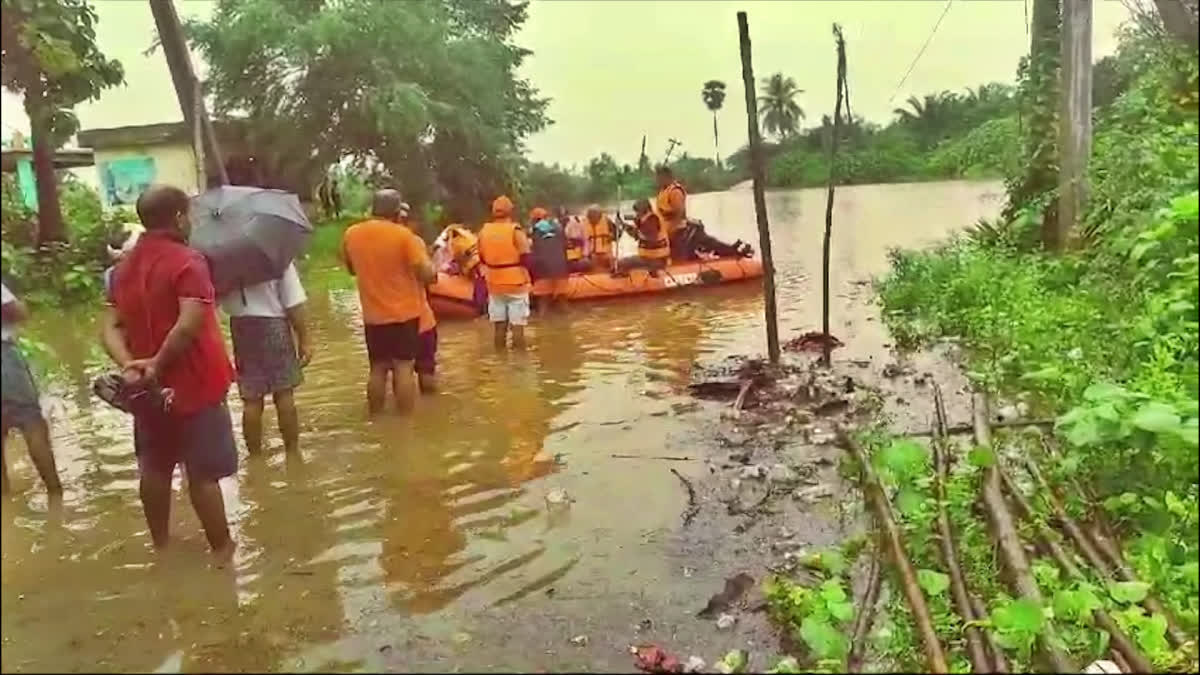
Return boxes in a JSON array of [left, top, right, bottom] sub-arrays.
[[188, 185, 313, 296]]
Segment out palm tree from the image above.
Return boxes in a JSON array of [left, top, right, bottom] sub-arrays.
[[701, 80, 726, 165], [892, 91, 959, 145], [757, 73, 805, 141]]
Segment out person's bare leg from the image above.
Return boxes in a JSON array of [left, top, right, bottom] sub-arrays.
[[187, 477, 233, 558], [139, 470, 173, 550], [493, 321, 508, 350], [22, 419, 62, 493], [2, 431, 11, 495], [367, 363, 389, 415], [241, 397, 265, 456], [417, 371, 437, 394], [511, 325, 527, 350], [391, 360, 417, 414], [273, 389, 300, 454]]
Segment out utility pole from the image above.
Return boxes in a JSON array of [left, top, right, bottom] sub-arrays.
[[821, 25, 849, 368], [149, 0, 227, 188], [1056, 0, 1091, 249], [737, 11, 780, 365], [664, 138, 681, 163]]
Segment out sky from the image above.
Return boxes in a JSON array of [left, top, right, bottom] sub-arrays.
[[1, 0, 1133, 169]]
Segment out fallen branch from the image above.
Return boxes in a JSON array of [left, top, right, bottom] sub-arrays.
[[610, 454, 694, 461], [903, 418, 1055, 437], [997, 466, 1154, 673], [670, 468, 699, 527], [932, 384, 993, 673], [733, 380, 754, 412], [838, 427, 949, 673], [973, 392, 1077, 673], [847, 544, 884, 673]]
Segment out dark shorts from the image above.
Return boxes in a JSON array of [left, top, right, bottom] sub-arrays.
[[230, 316, 303, 399], [416, 327, 438, 375], [134, 401, 238, 482], [1, 341, 43, 434], [364, 319, 420, 364]]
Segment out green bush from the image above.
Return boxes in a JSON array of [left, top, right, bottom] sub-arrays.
[[1, 176, 125, 305]]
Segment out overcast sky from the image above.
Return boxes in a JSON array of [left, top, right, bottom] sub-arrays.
[[1, 0, 1132, 169]]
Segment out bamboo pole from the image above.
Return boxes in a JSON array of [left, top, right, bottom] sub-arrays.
[[736, 11, 780, 365], [932, 385, 993, 673], [974, 393, 1077, 673], [838, 428, 949, 673], [998, 467, 1154, 673], [821, 25, 848, 367], [1056, 0, 1093, 249]]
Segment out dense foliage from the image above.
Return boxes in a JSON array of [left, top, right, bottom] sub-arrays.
[[877, 12, 1199, 667], [186, 0, 548, 222], [0, 0, 123, 242]]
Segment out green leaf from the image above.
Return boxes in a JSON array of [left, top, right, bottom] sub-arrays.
[[1053, 588, 1101, 624], [717, 649, 749, 674], [829, 599, 855, 623], [967, 446, 995, 468], [895, 487, 926, 517], [917, 569, 951, 597], [1108, 580, 1150, 604], [991, 597, 1044, 653], [1083, 382, 1126, 402], [875, 440, 930, 483], [799, 617, 850, 661], [1064, 415, 1103, 447], [1130, 402, 1182, 433], [765, 657, 801, 674]]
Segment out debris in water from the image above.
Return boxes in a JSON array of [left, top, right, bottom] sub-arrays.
[[766, 463, 798, 485], [682, 566, 695, 578], [545, 488, 571, 509], [714, 649, 749, 674], [783, 331, 843, 353], [881, 362, 909, 378], [794, 484, 835, 504], [670, 468, 699, 527], [715, 613, 737, 630], [683, 656, 707, 673], [569, 635, 589, 647], [738, 464, 767, 480], [1083, 660, 1122, 674], [632, 644, 683, 673], [451, 632, 471, 644], [813, 398, 850, 417], [697, 573, 755, 618], [636, 618, 653, 632]]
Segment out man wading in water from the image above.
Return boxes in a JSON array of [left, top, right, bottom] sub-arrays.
[[341, 190, 436, 414], [100, 184, 237, 560]]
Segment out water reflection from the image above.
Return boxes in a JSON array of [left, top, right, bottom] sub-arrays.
[[2, 181, 1002, 672]]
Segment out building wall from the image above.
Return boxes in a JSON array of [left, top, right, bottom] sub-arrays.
[[94, 142, 200, 207]]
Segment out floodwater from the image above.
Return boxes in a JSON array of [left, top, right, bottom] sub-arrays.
[[1, 180, 1003, 672]]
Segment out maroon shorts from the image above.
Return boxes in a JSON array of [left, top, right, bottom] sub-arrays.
[[416, 327, 438, 375]]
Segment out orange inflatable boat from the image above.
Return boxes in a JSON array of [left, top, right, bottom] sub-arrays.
[[428, 257, 764, 319]]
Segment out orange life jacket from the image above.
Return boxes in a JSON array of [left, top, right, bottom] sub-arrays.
[[655, 181, 687, 234], [585, 216, 614, 258], [446, 224, 480, 276], [636, 212, 670, 260], [477, 219, 530, 288]]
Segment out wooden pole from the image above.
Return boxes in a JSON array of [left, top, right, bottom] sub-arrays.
[[149, 0, 228, 187], [1056, 0, 1092, 249], [737, 11, 780, 365], [821, 25, 848, 367]]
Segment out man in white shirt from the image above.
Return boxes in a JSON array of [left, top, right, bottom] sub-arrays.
[[1, 282, 62, 495], [219, 264, 312, 456]]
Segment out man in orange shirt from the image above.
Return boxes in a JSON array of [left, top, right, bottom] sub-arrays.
[[342, 190, 435, 414], [478, 195, 532, 350], [397, 203, 439, 395]]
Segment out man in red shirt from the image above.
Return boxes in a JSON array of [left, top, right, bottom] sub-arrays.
[[100, 184, 237, 559]]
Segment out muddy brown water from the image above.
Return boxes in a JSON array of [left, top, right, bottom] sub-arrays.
[[1, 181, 1003, 672]]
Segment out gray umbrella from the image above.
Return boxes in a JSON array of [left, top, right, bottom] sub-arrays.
[[188, 185, 313, 296]]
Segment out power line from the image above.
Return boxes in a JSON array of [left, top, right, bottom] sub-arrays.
[[887, 0, 954, 104]]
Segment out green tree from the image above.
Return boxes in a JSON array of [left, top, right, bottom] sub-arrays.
[[758, 73, 805, 141], [1, 0, 123, 244], [891, 91, 961, 146], [701, 79, 727, 165], [187, 0, 548, 221]]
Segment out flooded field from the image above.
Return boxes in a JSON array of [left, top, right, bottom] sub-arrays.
[[1, 180, 1003, 672]]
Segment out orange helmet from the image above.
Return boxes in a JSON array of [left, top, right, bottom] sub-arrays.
[[529, 206, 549, 222]]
